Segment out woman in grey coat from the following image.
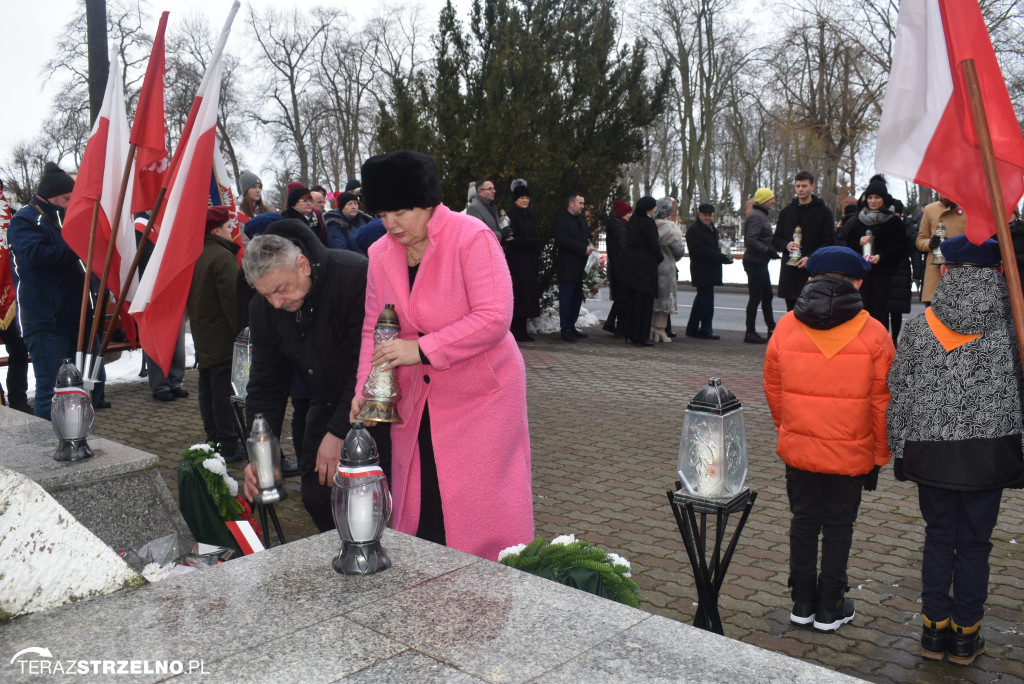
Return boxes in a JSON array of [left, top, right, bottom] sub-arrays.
[[652, 198, 686, 343]]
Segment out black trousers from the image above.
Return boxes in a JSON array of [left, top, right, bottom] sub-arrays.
[[743, 260, 775, 335], [415, 403, 445, 545], [918, 485, 1002, 625], [604, 299, 627, 333], [786, 465, 864, 601], [624, 288, 653, 344], [686, 285, 716, 336], [0, 320, 30, 411], [197, 363, 239, 452]]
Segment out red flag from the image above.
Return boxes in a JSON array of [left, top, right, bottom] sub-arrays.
[[0, 183, 15, 330], [875, 0, 1024, 244], [131, 11, 170, 215], [129, 1, 240, 374], [62, 51, 139, 347]]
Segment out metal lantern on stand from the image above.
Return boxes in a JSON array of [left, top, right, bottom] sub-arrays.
[[51, 359, 95, 462], [677, 377, 747, 499], [231, 327, 252, 399], [668, 377, 756, 635], [331, 421, 392, 575]]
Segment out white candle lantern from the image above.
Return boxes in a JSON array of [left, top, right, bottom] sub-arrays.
[[677, 378, 748, 499]]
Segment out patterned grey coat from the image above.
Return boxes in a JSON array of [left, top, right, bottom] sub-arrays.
[[886, 266, 1024, 491]]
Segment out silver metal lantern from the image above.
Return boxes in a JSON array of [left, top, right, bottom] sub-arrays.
[[51, 359, 95, 462], [231, 327, 251, 399]]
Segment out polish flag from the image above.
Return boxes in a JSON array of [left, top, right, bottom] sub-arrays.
[[62, 51, 139, 343], [875, 0, 1024, 244], [130, 11, 170, 215], [129, 1, 240, 374]]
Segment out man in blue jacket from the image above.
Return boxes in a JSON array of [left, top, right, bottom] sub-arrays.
[[8, 162, 105, 419]]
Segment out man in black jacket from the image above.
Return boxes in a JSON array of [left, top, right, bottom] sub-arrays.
[[685, 203, 732, 339], [772, 170, 835, 310], [553, 192, 594, 342], [240, 220, 370, 531]]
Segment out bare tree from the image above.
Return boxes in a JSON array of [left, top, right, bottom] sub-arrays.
[[166, 11, 249, 183], [641, 0, 751, 212], [245, 6, 336, 184]]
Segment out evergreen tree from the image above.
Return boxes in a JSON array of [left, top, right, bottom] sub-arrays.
[[376, 0, 667, 243]]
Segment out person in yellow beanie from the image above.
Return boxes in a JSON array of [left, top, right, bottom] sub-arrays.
[[742, 188, 778, 343]]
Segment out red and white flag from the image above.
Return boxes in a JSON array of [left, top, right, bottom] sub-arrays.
[[130, 11, 170, 215], [129, 1, 240, 374], [62, 50, 139, 344], [875, 0, 1024, 244]]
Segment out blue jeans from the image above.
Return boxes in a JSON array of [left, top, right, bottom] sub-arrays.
[[686, 285, 716, 336], [26, 330, 105, 420], [558, 281, 583, 334]]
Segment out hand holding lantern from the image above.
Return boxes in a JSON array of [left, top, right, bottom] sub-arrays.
[[248, 413, 286, 505], [787, 226, 803, 266], [356, 305, 403, 424]]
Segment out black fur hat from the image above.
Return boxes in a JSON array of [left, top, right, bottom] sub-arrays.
[[361, 151, 443, 214]]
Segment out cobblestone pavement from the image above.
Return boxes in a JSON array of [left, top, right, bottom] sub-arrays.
[[95, 325, 1023, 683]]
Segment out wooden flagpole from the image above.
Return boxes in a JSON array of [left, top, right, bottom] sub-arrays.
[[95, 185, 167, 363], [75, 201, 101, 373], [962, 59, 1024, 370], [84, 142, 136, 382]]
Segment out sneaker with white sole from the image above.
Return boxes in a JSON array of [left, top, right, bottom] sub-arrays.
[[790, 601, 815, 625], [813, 598, 855, 632]]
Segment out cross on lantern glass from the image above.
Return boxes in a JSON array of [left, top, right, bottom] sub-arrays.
[[677, 377, 748, 499]]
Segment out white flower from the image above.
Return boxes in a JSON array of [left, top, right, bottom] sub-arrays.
[[141, 562, 175, 582], [190, 443, 214, 453], [202, 456, 239, 497], [550, 534, 577, 546], [203, 457, 227, 477], [607, 552, 632, 577], [497, 543, 527, 561]]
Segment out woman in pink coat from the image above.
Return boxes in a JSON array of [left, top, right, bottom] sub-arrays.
[[350, 151, 534, 561]]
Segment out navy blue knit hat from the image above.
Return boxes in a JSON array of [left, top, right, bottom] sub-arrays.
[[807, 246, 871, 279], [939, 235, 1001, 265]]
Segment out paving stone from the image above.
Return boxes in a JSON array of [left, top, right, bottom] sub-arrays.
[[89, 325, 1023, 683]]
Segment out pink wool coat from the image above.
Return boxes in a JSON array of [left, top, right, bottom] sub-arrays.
[[357, 204, 535, 561]]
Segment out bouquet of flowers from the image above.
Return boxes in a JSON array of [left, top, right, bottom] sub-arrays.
[[181, 443, 261, 541], [498, 534, 640, 607]]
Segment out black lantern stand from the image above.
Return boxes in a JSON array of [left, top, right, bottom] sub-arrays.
[[667, 484, 756, 635]]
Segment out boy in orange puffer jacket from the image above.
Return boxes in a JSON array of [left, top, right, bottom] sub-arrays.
[[764, 245, 894, 633]]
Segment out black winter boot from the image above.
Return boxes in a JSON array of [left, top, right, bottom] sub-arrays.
[[921, 614, 950, 660], [948, 620, 985, 666], [813, 586, 855, 632]]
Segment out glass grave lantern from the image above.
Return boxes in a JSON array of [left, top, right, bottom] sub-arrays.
[[52, 359, 95, 462], [331, 421, 392, 575], [248, 413, 286, 505], [231, 327, 252, 399], [676, 377, 747, 499]]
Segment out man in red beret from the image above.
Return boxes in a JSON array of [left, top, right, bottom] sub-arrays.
[[187, 205, 244, 461]]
